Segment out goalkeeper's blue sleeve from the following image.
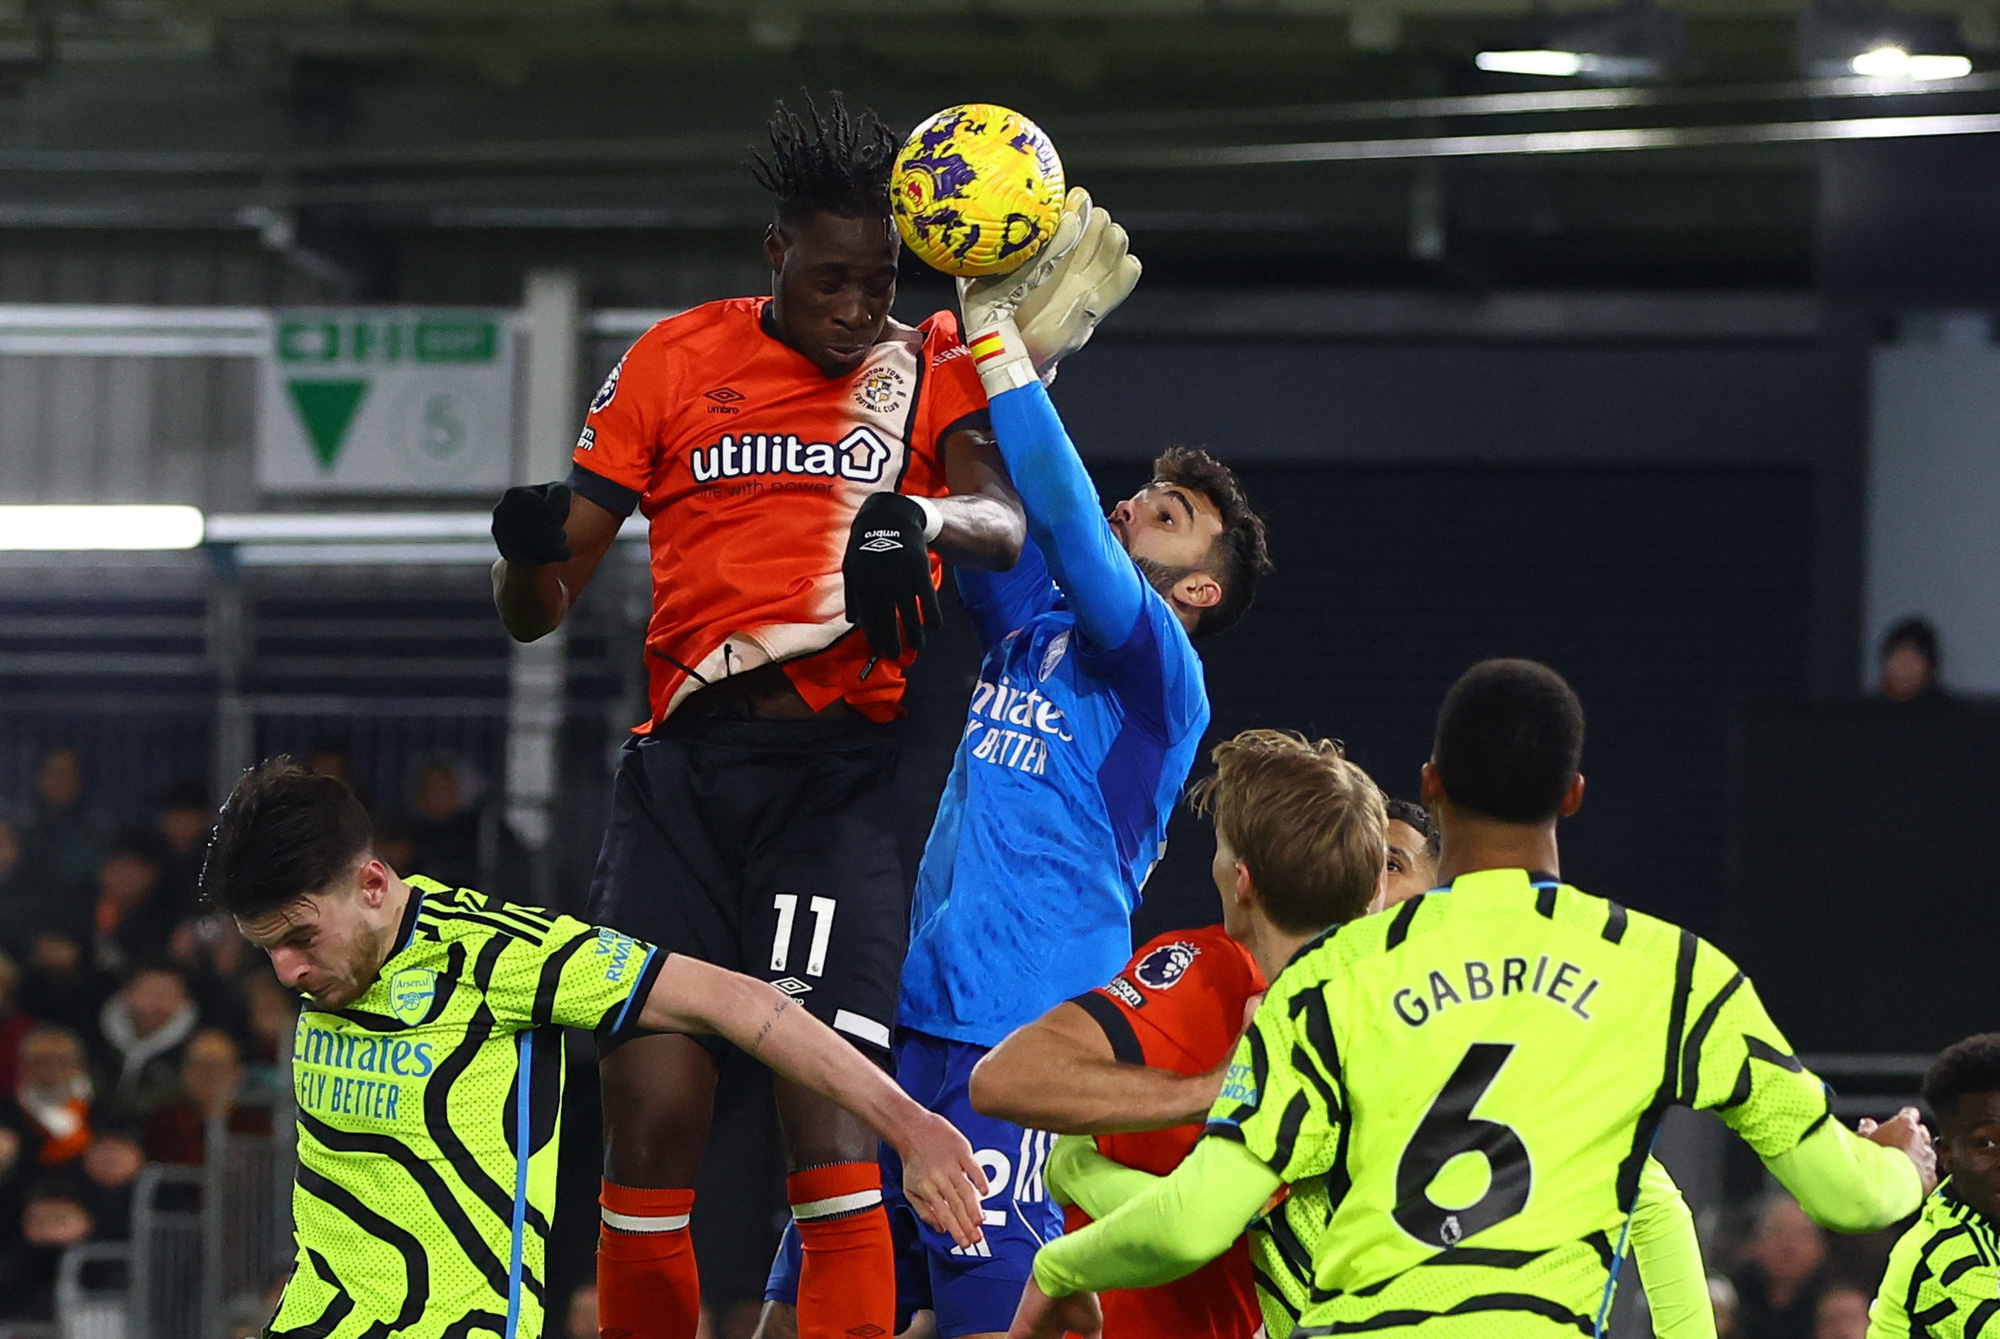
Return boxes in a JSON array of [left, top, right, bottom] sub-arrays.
[[987, 381, 1145, 653]]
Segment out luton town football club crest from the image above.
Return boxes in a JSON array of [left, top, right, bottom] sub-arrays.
[[853, 366, 906, 414], [388, 968, 437, 1024]]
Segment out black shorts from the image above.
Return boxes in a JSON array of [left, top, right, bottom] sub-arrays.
[[586, 715, 905, 1060]]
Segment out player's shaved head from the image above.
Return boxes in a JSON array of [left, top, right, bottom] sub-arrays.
[[1431, 659, 1584, 825], [203, 757, 374, 920]]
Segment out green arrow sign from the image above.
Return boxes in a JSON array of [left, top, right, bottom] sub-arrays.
[[286, 379, 369, 471]]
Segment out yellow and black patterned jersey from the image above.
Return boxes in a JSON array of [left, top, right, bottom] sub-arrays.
[[271, 877, 661, 1339], [1211, 867, 1833, 1338], [1870, 1182, 2000, 1339]]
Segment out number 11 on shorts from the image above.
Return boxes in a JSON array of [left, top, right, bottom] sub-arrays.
[[770, 893, 837, 976]]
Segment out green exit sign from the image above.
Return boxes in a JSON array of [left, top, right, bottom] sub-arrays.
[[277, 315, 499, 365]]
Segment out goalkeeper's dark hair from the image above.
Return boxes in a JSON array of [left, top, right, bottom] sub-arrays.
[[1432, 659, 1585, 825], [751, 91, 897, 225], [1152, 447, 1272, 639], [201, 757, 374, 920], [1923, 1033, 2000, 1126]]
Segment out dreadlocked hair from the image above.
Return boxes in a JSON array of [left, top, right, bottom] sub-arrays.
[[751, 91, 897, 224]]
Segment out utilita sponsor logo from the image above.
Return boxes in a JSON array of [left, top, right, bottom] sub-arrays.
[[690, 428, 891, 484]]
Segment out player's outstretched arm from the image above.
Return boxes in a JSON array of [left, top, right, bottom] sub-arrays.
[[933, 428, 1025, 572], [491, 484, 624, 641], [1628, 1157, 1717, 1339], [1683, 944, 1931, 1231], [970, 1001, 1224, 1134], [1012, 1135, 1278, 1339], [637, 953, 990, 1246], [1046, 1134, 1161, 1220]]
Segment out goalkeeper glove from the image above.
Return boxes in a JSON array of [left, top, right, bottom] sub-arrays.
[[1014, 189, 1141, 385], [957, 188, 1141, 397], [843, 492, 943, 663], [491, 482, 573, 566]]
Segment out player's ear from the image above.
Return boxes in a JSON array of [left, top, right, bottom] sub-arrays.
[[1174, 571, 1222, 613], [1233, 860, 1257, 913], [1419, 762, 1445, 809], [1559, 773, 1585, 818], [764, 223, 789, 275], [355, 857, 390, 908]]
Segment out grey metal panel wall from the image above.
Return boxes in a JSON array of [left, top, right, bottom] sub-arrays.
[[0, 232, 340, 306], [0, 355, 256, 506]]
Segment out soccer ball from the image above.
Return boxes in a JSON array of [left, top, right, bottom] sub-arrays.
[[891, 104, 1066, 278]]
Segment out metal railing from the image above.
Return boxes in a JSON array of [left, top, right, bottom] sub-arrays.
[[54, 1105, 296, 1339]]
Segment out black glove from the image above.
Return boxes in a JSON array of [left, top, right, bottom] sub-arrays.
[[492, 482, 573, 566], [843, 492, 941, 663]]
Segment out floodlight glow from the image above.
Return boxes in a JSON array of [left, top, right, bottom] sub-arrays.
[[0, 504, 204, 551], [1476, 49, 1587, 77], [1908, 54, 1974, 80], [1850, 45, 1912, 76]]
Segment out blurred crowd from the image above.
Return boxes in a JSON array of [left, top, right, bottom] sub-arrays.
[[0, 741, 499, 1323], [1708, 1191, 1892, 1339]]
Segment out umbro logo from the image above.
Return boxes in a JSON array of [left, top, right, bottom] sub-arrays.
[[771, 977, 814, 996], [859, 536, 903, 553], [704, 387, 745, 403]]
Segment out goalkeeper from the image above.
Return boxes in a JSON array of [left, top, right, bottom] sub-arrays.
[[1011, 658, 1935, 1339], [199, 758, 987, 1339]]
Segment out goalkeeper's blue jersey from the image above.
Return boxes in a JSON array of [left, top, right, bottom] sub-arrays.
[[896, 532, 1208, 1048]]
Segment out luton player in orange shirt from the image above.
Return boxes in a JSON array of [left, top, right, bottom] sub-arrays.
[[489, 95, 1025, 1339]]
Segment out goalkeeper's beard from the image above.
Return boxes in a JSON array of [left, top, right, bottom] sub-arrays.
[[1131, 553, 1202, 604]]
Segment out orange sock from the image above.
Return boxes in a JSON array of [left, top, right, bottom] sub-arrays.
[[597, 1182, 700, 1339], [789, 1162, 895, 1339]]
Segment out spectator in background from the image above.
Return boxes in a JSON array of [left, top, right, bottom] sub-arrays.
[[373, 810, 416, 877], [0, 814, 35, 956], [1732, 1194, 1833, 1339], [152, 778, 213, 925], [1711, 1273, 1742, 1339], [16, 745, 114, 913], [0, 950, 29, 1096], [7, 1026, 94, 1166], [239, 972, 298, 1101], [90, 832, 174, 974], [409, 755, 481, 889], [1877, 617, 1945, 703], [144, 1028, 271, 1165], [0, 1118, 28, 1311], [17, 931, 113, 1041], [167, 918, 251, 1044], [93, 962, 198, 1123], [566, 1283, 600, 1339], [1812, 1284, 1869, 1339], [306, 741, 371, 813]]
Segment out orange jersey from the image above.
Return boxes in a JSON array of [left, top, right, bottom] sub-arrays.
[[568, 297, 988, 726], [1069, 925, 1268, 1339]]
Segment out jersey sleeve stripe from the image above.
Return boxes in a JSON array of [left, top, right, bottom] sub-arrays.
[[1602, 902, 1629, 943], [1384, 896, 1422, 950], [529, 933, 590, 1028], [1942, 1254, 1982, 1287], [568, 462, 641, 517], [606, 946, 662, 1037], [1294, 1291, 1597, 1337], [1263, 1211, 1320, 1293], [1070, 991, 1146, 1066], [1963, 1298, 1999, 1336], [1658, 929, 1698, 1105], [1268, 1092, 1313, 1174], [1676, 970, 1746, 1102], [1252, 1260, 1306, 1323]]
